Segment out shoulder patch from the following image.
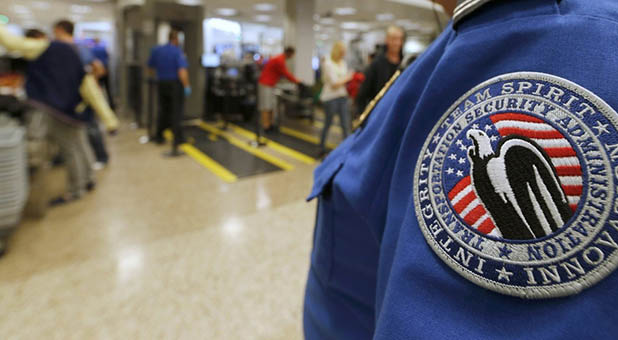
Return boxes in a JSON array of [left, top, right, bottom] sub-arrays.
[[414, 72, 618, 298]]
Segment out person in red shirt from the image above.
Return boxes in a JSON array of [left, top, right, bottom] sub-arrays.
[[258, 47, 299, 131]]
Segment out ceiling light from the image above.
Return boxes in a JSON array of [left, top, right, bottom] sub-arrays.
[[255, 15, 271, 22], [254, 3, 275, 11], [215, 8, 238, 16], [334, 7, 357, 16], [313, 24, 321, 31], [377, 13, 395, 21], [32, 2, 50, 10], [319, 17, 335, 25], [22, 21, 37, 28], [341, 22, 369, 30], [387, 0, 439, 10], [178, 0, 202, 5], [71, 5, 92, 14], [12, 5, 30, 14], [396, 19, 420, 29]]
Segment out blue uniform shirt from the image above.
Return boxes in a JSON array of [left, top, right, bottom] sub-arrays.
[[91, 44, 109, 68], [304, 0, 618, 339], [147, 43, 188, 81], [76, 44, 95, 67]]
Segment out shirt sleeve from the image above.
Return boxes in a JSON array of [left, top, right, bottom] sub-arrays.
[[147, 47, 156, 68], [177, 48, 188, 69], [0, 24, 49, 60], [279, 58, 299, 84], [79, 74, 118, 130]]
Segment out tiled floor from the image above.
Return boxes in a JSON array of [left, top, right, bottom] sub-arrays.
[[0, 124, 318, 339]]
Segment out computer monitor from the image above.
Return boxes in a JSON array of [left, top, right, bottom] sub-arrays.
[[202, 53, 220, 68]]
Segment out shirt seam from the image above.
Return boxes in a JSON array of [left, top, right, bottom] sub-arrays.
[[456, 12, 618, 38]]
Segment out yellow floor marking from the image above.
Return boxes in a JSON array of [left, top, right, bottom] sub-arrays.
[[278, 126, 338, 150], [310, 119, 343, 134], [199, 122, 295, 171], [163, 130, 237, 183], [227, 123, 316, 165]]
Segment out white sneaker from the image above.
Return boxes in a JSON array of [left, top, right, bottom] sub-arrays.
[[92, 162, 106, 171]]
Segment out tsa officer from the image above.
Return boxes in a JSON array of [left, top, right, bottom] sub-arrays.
[[148, 29, 191, 155], [304, 0, 618, 339]]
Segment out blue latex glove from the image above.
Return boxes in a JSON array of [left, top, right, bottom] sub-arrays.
[[184, 86, 192, 97]]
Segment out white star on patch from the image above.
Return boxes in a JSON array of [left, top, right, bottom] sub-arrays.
[[456, 170, 464, 177], [592, 120, 610, 136], [459, 144, 467, 151], [496, 266, 514, 282], [490, 135, 499, 142], [484, 125, 493, 131], [446, 168, 454, 175], [458, 158, 466, 164], [449, 154, 457, 160], [424, 149, 432, 160], [472, 124, 480, 129], [456, 140, 463, 146], [432, 133, 442, 144]]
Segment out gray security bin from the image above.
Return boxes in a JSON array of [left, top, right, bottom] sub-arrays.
[[0, 118, 28, 237]]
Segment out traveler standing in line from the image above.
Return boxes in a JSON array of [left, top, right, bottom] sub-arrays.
[[0, 23, 118, 204], [54, 20, 110, 168], [258, 47, 299, 132], [54, 20, 106, 79], [319, 41, 353, 156], [355, 26, 404, 115], [148, 29, 191, 156]]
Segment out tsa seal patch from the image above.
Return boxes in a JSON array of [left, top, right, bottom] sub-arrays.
[[415, 72, 618, 298]]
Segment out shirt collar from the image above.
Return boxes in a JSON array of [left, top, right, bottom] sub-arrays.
[[453, 0, 494, 25]]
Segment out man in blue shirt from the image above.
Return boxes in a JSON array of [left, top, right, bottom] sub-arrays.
[[148, 29, 191, 155], [304, 0, 618, 339]]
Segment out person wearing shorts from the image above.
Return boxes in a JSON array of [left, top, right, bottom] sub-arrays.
[[257, 47, 299, 131]]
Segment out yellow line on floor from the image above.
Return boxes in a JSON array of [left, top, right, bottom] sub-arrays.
[[163, 130, 238, 183], [180, 144, 238, 183], [279, 126, 337, 150], [311, 120, 345, 138], [199, 122, 295, 171], [227, 123, 316, 165]]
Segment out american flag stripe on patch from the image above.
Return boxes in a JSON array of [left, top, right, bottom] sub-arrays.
[[490, 112, 582, 212], [449, 175, 499, 235]]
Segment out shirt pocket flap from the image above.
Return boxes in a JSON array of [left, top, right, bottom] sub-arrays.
[[307, 154, 346, 201]]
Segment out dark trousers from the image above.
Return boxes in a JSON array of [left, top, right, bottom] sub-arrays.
[[98, 74, 115, 111], [87, 119, 109, 163], [156, 80, 185, 146]]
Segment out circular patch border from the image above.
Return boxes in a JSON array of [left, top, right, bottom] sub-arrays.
[[414, 72, 618, 299]]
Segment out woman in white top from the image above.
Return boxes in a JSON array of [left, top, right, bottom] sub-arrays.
[[319, 41, 353, 154]]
